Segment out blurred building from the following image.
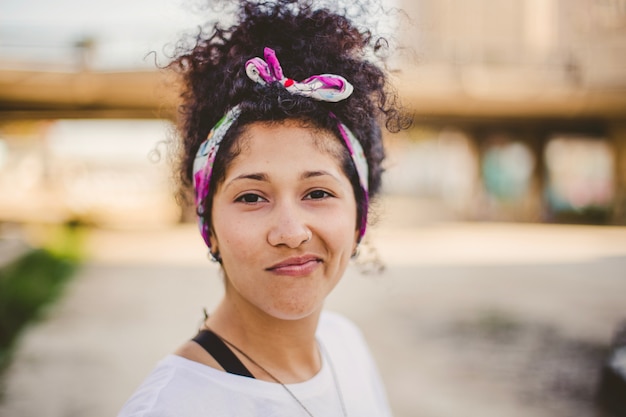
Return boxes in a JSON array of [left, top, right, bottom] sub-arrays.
[[390, 0, 626, 224]]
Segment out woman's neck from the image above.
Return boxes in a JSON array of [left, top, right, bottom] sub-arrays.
[[204, 296, 323, 384]]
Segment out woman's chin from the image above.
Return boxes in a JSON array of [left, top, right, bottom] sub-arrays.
[[264, 301, 323, 322]]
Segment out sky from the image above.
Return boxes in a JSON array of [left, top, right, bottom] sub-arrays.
[[0, 0, 209, 70]]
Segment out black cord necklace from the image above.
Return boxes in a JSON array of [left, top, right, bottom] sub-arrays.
[[210, 330, 348, 417]]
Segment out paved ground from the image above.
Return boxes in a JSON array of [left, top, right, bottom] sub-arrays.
[[1, 211, 626, 417]]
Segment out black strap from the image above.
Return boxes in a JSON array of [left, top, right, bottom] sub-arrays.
[[192, 329, 255, 378]]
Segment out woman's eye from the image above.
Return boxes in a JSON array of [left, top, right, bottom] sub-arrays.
[[306, 190, 331, 200], [236, 193, 265, 204]]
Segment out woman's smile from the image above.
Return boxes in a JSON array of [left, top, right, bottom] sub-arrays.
[[266, 254, 323, 276]]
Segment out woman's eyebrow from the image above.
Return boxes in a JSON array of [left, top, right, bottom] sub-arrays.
[[300, 170, 339, 181], [225, 170, 341, 190], [224, 172, 268, 190]]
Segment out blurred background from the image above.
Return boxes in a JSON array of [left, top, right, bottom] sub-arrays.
[[0, 1, 625, 417]]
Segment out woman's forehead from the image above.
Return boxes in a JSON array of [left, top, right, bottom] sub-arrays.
[[237, 120, 344, 159], [216, 121, 345, 183]]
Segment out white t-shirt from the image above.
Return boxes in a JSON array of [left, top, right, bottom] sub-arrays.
[[118, 311, 392, 417]]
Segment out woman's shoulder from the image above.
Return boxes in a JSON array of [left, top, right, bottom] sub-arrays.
[[117, 355, 232, 417], [117, 356, 180, 417]]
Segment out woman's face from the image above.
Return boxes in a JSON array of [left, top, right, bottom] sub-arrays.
[[210, 120, 359, 321]]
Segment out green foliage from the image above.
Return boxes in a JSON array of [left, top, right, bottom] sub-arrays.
[[0, 224, 82, 372]]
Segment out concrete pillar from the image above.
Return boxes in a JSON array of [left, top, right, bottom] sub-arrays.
[[609, 122, 626, 225], [526, 131, 548, 222], [512, 129, 546, 223]]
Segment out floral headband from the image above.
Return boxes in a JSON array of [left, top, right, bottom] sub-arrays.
[[192, 47, 369, 250]]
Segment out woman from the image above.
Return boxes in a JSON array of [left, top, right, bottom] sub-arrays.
[[119, 1, 408, 416]]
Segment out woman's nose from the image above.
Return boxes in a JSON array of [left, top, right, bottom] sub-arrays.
[[267, 204, 311, 248]]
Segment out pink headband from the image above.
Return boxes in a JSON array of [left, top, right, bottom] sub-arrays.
[[193, 48, 369, 250]]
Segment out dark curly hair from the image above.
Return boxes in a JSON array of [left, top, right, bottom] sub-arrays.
[[168, 0, 410, 239]]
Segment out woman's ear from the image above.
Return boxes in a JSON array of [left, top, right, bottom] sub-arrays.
[[352, 229, 360, 258], [209, 228, 219, 256]]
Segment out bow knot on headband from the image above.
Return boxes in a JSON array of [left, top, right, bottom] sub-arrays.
[[193, 47, 369, 250], [245, 47, 354, 102]]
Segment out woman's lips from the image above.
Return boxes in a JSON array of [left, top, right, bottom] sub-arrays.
[[266, 255, 322, 276]]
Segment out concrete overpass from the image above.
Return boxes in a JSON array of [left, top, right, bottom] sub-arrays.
[[1, 67, 626, 121], [0, 68, 179, 120]]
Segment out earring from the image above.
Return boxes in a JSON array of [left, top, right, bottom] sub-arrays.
[[208, 250, 222, 263]]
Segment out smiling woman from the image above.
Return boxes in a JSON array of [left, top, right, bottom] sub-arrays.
[[117, 1, 409, 416], [211, 121, 358, 322]]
